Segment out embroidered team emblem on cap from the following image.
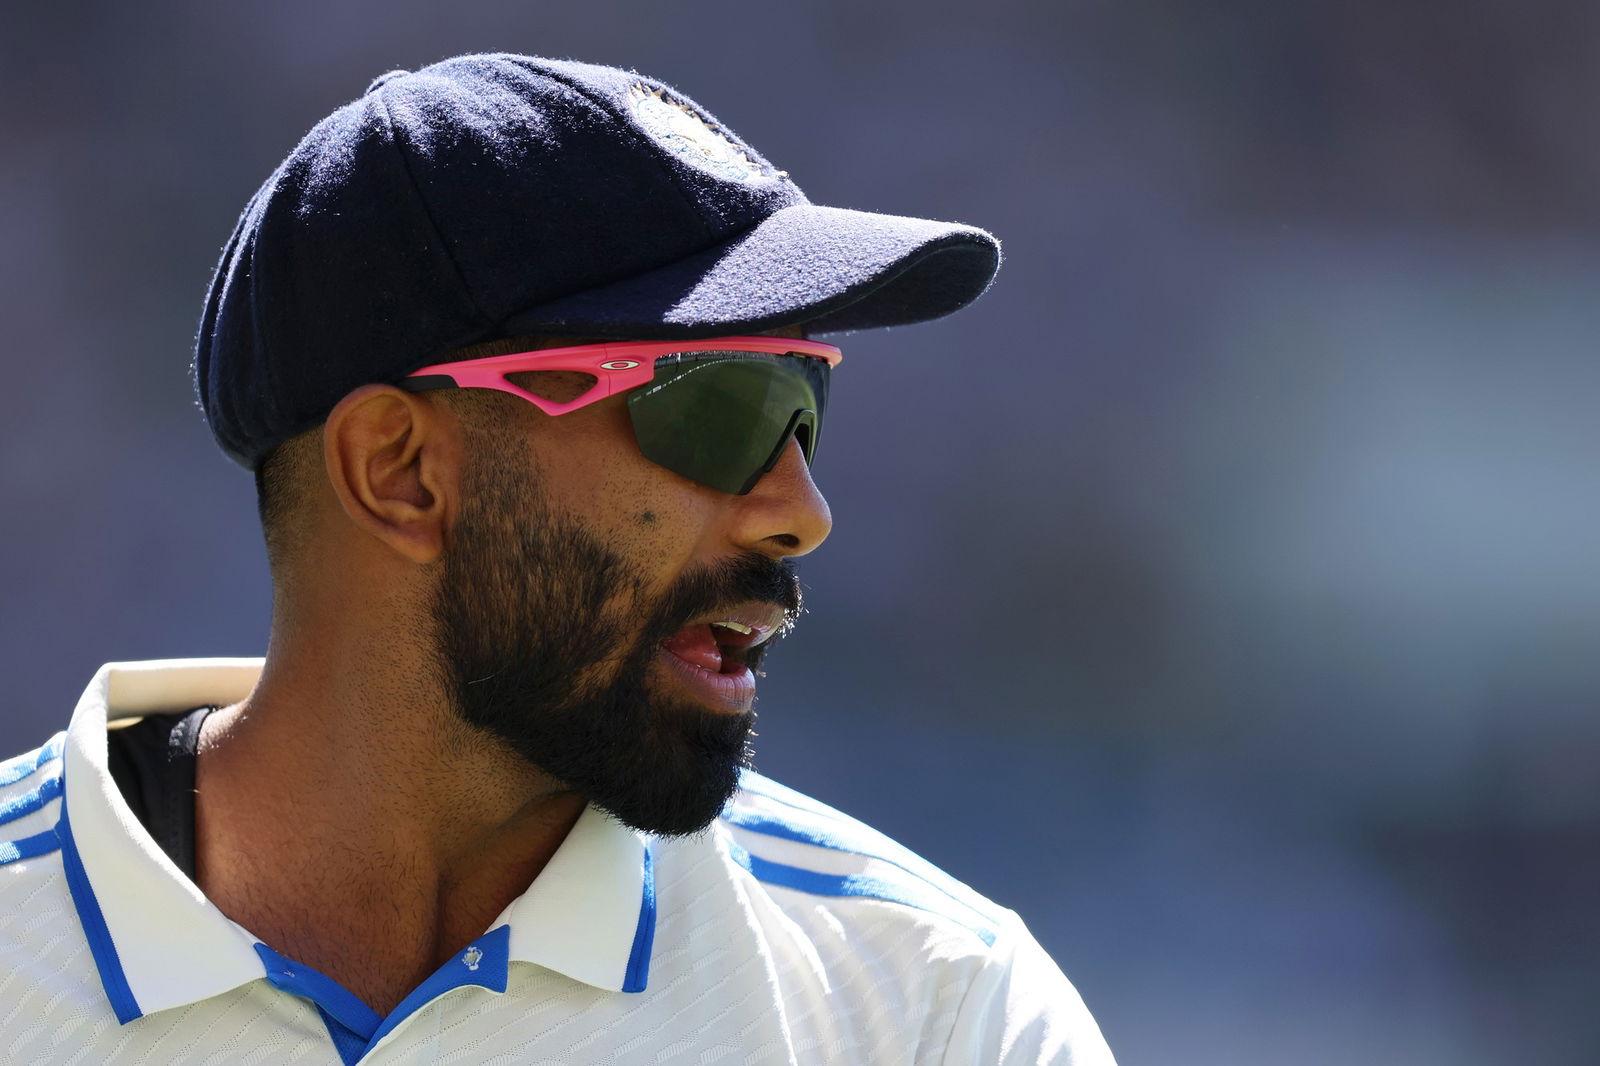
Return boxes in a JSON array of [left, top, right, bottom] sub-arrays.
[[630, 83, 772, 182]]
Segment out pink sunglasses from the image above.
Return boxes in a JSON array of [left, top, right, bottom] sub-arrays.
[[400, 336, 842, 494]]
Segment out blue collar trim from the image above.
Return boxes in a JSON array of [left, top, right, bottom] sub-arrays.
[[254, 942, 382, 1038], [621, 838, 656, 993], [366, 924, 510, 1049], [255, 925, 512, 1064], [57, 781, 143, 1023], [314, 1004, 372, 1066]]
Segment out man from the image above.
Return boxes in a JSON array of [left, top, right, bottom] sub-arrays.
[[0, 54, 1113, 1064]]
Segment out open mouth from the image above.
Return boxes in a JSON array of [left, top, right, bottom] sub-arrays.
[[660, 619, 774, 676]]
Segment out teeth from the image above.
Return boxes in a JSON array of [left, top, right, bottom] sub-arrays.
[[710, 620, 754, 635]]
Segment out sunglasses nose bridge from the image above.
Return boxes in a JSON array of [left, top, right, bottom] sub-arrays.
[[764, 408, 819, 472], [790, 409, 818, 462], [737, 407, 820, 495]]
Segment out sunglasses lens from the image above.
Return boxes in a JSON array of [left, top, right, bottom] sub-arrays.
[[627, 353, 829, 495]]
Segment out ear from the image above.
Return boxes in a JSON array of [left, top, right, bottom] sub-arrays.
[[322, 385, 460, 564]]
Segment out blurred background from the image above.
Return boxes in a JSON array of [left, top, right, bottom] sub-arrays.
[[5, 2, 1599, 1062]]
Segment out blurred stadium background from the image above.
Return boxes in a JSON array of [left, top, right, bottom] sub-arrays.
[[5, 2, 1599, 1063]]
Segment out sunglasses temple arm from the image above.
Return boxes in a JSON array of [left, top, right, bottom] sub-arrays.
[[397, 375, 459, 392]]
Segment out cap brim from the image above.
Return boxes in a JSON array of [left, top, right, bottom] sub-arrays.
[[502, 203, 1000, 338]]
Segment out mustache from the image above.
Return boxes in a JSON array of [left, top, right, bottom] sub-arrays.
[[646, 553, 804, 645]]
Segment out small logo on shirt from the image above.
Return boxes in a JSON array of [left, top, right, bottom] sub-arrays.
[[462, 946, 483, 971]]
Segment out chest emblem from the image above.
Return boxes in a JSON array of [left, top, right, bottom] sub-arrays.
[[462, 946, 484, 971]]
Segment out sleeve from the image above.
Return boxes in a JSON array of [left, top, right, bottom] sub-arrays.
[[938, 913, 1116, 1066]]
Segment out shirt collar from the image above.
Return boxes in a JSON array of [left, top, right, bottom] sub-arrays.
[[60, 658, 657, 1025], [500, 803, 656, 993]]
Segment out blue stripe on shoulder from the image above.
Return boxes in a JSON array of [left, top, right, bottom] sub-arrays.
[[0, 734, 66, 787], [726, 840, 997, 946], [0, 771, 63, 826], [728, 771, 1004, 927], [0, 827, 62, 865], [0, 740, 67, 865]]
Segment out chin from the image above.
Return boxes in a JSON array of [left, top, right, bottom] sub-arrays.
[[581, 703, 755, 837]]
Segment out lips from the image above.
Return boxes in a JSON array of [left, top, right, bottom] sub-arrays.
[[656, 604, 789, 710]]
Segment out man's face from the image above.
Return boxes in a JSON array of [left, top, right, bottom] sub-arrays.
[[427, 353, 831, 836]]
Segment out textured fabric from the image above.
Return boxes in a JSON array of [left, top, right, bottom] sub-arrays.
[[194, 53, 1002, 470], [0, 661, 1115, 1064]]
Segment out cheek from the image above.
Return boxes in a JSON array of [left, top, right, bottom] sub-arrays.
[[528, 399, 646, 503], [530, 401, 718, 578]]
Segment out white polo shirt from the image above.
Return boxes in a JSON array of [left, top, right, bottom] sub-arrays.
[[0, 660, 1114, 1065]]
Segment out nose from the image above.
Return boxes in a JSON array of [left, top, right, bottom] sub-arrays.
[[731, 437, 833, 557]]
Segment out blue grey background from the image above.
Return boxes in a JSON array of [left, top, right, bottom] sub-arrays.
[[5, 3, 1600, 1063]]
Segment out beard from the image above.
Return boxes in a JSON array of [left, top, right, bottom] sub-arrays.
[[429, 456, 802, 837]]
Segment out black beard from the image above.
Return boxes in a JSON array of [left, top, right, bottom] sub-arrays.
[[429, 470, 801, 837]]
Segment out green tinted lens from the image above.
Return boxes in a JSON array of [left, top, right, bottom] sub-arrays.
[[627, 353, 829, 495]]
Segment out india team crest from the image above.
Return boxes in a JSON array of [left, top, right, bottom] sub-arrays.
[[629, 83, 769, 182]]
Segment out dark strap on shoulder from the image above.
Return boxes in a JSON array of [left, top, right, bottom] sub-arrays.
[[105, 707, 214, 881]]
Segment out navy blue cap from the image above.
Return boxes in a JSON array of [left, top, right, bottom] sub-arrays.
[[194, 53, 1001, 469]]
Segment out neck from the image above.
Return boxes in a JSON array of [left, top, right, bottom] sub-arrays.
[[194, 621, 585, 1015]]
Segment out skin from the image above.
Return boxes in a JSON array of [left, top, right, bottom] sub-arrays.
[[193, 331, 831, 1016]]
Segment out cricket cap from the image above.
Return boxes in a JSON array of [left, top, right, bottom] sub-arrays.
[[194, 53, 1001, 469]]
